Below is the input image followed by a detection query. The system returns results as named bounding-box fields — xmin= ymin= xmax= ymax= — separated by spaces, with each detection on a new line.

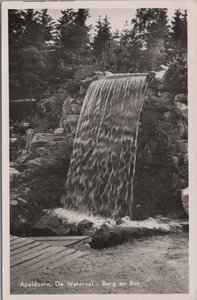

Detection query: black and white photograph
xmin=1 ymin=1 xmax=197 ymax=298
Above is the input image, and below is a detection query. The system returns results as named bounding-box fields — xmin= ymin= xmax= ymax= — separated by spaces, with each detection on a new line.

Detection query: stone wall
xmin=10 ymin=131 xmax=72 ymax=234
xmin=133 ymin=87 xmax=188 ymax=219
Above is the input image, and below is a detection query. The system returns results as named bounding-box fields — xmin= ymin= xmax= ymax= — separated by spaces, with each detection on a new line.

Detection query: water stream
xmin=62 ymin=74 xmax=147 ymax=218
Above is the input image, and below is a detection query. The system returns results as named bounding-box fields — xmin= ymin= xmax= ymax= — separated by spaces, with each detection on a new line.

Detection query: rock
xmin=10 ymin=167 xmax=21 ymax=185
xmin=172 ymin=156 xmax=179 ymax=169
xmin=116 ymin=216 xmax=131 ymax=225
xmin=176 ymin=140 xmax=188 ymax=154
xmin=157 ymin=65 xmax=169 ymax=71
xmin=147 ymin=71 xmax=156 ymax=83
xmin=180 ymin=221 xmax=189 ymax=232
xmin=59 ymin=96 xmax=82 ymax=138
xmin=155 ymin=70 xmax=167 ymax=82
xmin=16 ymin=149 xmax=32 ymax=166
xmin=10 ymin=138 xmax=18 ymax=147
xmin=26 ymin=157 xmax=64 ymax=173
xmin=145 ymin=88 xmax=157 ymax=97
xmin=33 ymin=214 xmax=78 ymax=236
xmin=49 ymin=128 xmax=54 ymax=134
xmin=104 ymin=71 xmax=114 ymax=76
xmin=181 ymin=188 xmax=189 ymax=216
xmin=54 ymin=128 xmax=64 ymax=134
xmin=174 ymin=102 xmax=188 ymax=122
xmin=177 ymin=120 xmax=187 ymax=138
xmin=158 ymin=91 xmax=173 ymax=99
xmin=162 ymin=111 xmax=175 ymax=121
xmin=11 ymin=133 xmax=19 ymax=138
xmin=28 ymin=133 xmax=72 ymax=162
xmin=31 ymin=133 xmax=58 ymax=147
xmin=79 ymin=86 xmax=86 ymax=96
xmin=71 ymin=103 xmax=81 ymax=114
xmin=77 ymin=219 xmax=94 ymax=234
xmin=178 ymin=179 xmax=188 ymax=189
xmin=94 ymin=71 xmax=104 ymax=76
xmin=174 ymin=94 xmax=187 ymax=104
xmin=81 ymin=77 xmax=93 ymax=87
xmin=35 ymin=141 xmax=71 ymax=159
xmin=10 ymin=161 xmax=16 ymax=168
xmin=172 ymin=173 xmax=180 ymax=189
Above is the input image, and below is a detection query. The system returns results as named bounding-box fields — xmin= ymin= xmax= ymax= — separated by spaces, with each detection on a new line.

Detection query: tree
xmin=56 ymin=9 xmax=90 ymax=51
xmin=9 ymin=10 xmax=26 ymax=99
xmin=164 ymin=10 xmax=187 ymax=94
xmin=49 ymin=9 xmax=92 ymax=87
xmin=9 ymin=9 xmax=55 ymax=100
xmin=18 ymin=46 xmax=48 ymax=99
xmin=131 ymin=9 xmax=170 ymax=70
xmin=170 ymin=10 xmax=187 ymax=54
xmin=93 ymin=15 xmax=112 ymax=59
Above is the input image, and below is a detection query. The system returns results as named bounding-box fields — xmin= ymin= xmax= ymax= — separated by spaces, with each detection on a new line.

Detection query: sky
xmin=48 ymin=8 xmax=176 ymax=36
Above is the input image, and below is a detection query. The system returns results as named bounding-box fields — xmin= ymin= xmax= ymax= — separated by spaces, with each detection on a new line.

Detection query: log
xmin=90 ymin=220 xmax=183 ymax=249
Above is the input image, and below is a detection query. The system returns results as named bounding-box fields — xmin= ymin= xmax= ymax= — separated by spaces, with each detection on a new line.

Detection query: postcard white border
xmin=2 ymin=1 xmax=197 ymax=300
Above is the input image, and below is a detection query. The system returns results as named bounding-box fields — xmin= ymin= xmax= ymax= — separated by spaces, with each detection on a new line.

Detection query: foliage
xmin=170 ymin=10 xmax=187 ymax=55
xmin=9 ymin=9 xmax=55 ymax=100
xmin=93 ymin=15 xmax=112 ymax=58
xmin=9 ymin=7 xmax=188 ymax=121
xmin=164 ymin=54 xmax=187 ymax=94
xmin=35 ymin=86 xmax=69 ymax=128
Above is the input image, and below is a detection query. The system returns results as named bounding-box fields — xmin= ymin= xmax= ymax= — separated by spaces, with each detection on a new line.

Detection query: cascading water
xmin=62 ymin=74 xmax=147 ymax=218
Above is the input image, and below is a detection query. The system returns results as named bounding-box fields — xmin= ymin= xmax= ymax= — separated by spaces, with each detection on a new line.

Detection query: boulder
xmin=16 ymin=149 xmax=32 ymax=166
xmin=157 ymin=91 xmax=173 ymax=105
xmin=54 ymin=128 xmax=64 ymax=135
xmin=116 ymin=216 xmax=131 ymax=225
xmin=177 ymin=120 xmax=187 ymax=139
xmin=10 ymin=167 xmax=21 ymax=185
xmin=174 ymin=102 xmax=188 ymax=122
xmin=157 ymin=65 xmax=169 ymax=71
xmin=59 ymin=97 xmax=82 ymax=139
xmin=81 ymin=77 xmax=93 ymax=88
xmin=176 ymin=140 xmax=188 ymax=154
xmin=31 ymin=133 xmax=61 ymax=148
xmin=104 ymin=71 xmax=114 ymax=76
xmin=77 ymin=219 xmax=94 ymax=234
xmin=155 ymin=70 xmax=167 ymax=82
xmin=33 ymin=214 xmax=78 ymax=236
xmin=26 ymin=157 xmax=64 ymax=173
xmin=94 ymin=71 xmax=104 ymax=76
xmin=174 ymin=94 xmax=187 ymax=104
xmin=10 ymin=138 xmax=18 ymax=147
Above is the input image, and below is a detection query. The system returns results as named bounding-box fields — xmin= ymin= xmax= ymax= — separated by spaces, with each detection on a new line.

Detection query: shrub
xmin=164 ymin=54 xmax=187 ymax=94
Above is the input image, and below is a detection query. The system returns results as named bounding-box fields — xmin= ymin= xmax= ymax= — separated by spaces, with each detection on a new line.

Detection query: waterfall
xmin=62 ymin=74 xmax=147 ymax=218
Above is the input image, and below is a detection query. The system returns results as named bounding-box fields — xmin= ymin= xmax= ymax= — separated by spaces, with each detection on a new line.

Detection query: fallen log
xmin=90 ymin=219 xmax=183 ymax=249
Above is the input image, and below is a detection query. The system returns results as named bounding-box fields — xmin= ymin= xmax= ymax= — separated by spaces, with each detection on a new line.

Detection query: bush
xmin=164 ymin=54 xmax=187 ymax=94
xmin=34 ymin=86 xmax=69 ymax=129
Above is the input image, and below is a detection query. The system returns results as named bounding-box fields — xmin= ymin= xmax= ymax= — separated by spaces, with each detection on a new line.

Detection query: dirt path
xmin=11 ymin=232 xmax=189 ymax=294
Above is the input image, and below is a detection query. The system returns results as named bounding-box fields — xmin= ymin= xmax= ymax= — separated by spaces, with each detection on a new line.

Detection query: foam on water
xmin=62 ymin=74 xmax=147 ymax=218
